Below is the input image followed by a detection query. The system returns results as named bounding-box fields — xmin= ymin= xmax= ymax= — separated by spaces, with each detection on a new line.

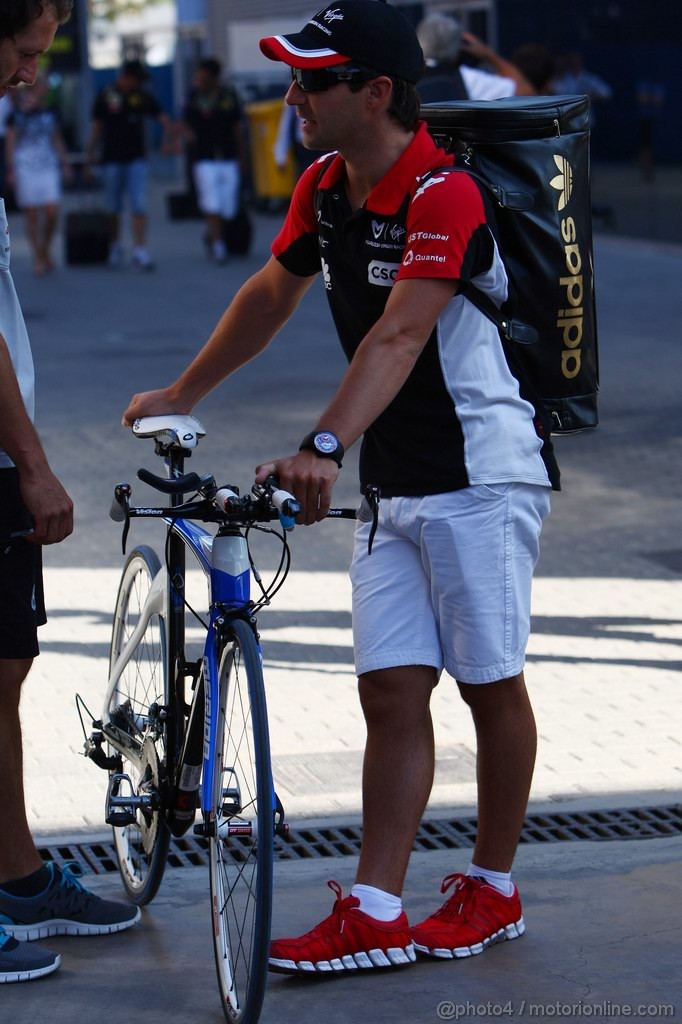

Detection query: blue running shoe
xmin=0 ymin=862 xmax=141 ymax=941
xmin=0 ymin=926 xmax=60 ymax=983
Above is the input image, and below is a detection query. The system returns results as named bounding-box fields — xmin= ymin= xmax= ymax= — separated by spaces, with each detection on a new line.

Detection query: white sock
xmin=467 ymin=863 xmax=514 ymax=897
xmin=351 ymin=883 xmax=403 ymax=921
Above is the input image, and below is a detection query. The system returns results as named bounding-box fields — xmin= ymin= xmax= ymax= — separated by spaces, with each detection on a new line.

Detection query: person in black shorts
xmin=0 ymin=0 xmax=140 ymax=985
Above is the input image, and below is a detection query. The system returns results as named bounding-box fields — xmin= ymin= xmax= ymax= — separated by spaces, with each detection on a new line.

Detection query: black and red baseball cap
xmin=260 ymin=1 xmax=424 ymax=83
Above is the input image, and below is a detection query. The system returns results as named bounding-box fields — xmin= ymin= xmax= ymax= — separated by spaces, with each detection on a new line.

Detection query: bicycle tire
xmin=209 ymin=616 xmax=274 ymax=1024
xmin=108 ymin=545 xmax=172 ymax=905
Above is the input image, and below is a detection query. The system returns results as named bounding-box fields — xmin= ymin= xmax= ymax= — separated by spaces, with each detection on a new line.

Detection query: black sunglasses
xmin=290 ymin=65 xmax=377 ymax=93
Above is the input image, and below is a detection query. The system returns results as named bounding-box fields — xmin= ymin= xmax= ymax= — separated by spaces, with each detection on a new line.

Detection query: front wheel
xmin=209 ymin=617 xmax=274 ymax=1024
xmin=108 ymin=545 xmax=171 ymax=905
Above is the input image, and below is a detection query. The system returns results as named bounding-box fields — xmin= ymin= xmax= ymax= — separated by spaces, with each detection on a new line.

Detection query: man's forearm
xmin=313 ymin=330 xmax=421 ymax=449
xmin=310 ymin=277 xmax=457 ymax=449
xmin=170 ymin=262 xmax=310 ymax=409
xmin=0 ymin=335 xmax=49 ymax=474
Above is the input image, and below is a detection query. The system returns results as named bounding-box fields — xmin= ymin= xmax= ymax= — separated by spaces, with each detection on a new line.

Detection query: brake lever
xmin=357 ymin=484 xmax=380 ymax=555
xmin=110 ymin=483 xmax=132 ymax=555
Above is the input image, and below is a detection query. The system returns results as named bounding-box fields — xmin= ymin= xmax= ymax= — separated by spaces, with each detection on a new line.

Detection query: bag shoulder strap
xmin=417 ymin=166 xmax=538 ymax=345
xmin=312 ymin=152 xmax=337 ymax=217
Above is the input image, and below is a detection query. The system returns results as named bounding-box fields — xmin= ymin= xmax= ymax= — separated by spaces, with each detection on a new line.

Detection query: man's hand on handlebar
xmin=255 ymin=452 xmax=339 ymax=526
xmin=122 ymin=388 xmax=189 ymax=427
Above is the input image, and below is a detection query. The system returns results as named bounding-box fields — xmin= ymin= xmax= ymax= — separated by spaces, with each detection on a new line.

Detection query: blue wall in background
xmin=497 ymin=0 xmax=681 ymax=163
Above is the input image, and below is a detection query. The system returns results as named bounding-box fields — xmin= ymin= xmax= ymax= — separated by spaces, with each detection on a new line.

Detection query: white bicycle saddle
xmin=132 ymin=415 xmax=206 ymax=451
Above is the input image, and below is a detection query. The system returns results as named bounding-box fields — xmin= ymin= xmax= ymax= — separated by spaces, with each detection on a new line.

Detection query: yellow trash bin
xmin=246 ymin=99 xmax=297 ymax=203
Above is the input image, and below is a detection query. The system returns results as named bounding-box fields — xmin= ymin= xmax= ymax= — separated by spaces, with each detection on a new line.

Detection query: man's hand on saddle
xmin=255 ymin=452 xmax=339 ymax=526
xmin=122 ymin=388 xmax=188 ymax=427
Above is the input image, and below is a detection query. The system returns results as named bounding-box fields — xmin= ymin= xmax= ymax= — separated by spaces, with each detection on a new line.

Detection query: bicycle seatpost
xmin=166 ymin=447 xmax=188 ymax=764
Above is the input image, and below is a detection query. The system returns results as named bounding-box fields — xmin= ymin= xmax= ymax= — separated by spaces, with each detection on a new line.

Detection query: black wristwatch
xmin=299 ymin=430 xmax=344 ymax=468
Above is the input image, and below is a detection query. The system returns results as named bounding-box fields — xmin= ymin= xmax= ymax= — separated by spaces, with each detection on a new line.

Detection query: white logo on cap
xmin=324 ymin=8 xmax=344 ymax=22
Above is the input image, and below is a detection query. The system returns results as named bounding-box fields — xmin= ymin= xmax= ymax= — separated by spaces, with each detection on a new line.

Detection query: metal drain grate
xmin=38 ymin=804 xmax=682 ymax=876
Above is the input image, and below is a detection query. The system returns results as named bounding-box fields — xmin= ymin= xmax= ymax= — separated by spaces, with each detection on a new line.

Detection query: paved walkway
xmin=23 ymin=569 xmax=682 ymax=833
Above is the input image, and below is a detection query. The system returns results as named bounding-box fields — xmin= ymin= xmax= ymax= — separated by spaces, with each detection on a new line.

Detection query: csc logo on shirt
xmin=368 ymin=261 xmax=400 ymax=287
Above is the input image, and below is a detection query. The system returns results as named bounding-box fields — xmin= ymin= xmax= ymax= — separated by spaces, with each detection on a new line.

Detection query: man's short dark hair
xmin=348 ymin=72 xmax=420 ymax=132
xmin=198 ymin=57 xmax=222 ymax=80
xmin=0 ymin=0 xmax=73 ymax=41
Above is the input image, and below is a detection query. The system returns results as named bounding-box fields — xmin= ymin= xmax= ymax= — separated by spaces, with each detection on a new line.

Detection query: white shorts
xmin=350 ymin=483 xmax=551 ymax=684
xmin=192 ymin=160 xmax=240 ymax=219
xmin=14 ymin=167 xmax=60 ymax=208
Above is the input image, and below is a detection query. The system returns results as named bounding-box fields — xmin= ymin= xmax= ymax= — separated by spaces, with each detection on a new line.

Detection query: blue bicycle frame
xmin=167 ymin=515 xmax=272 ymax=821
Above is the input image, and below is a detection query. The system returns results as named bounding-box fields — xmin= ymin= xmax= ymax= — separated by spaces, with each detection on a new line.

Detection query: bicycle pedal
xmin=106 ymin=810 xmax=137 ymax=827
xmin=106 ymin=771 xmax=155 ymax=828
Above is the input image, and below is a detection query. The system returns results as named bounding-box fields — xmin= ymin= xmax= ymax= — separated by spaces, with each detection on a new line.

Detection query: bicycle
xmin=77 ymin=414 xmax=378 ymax=1024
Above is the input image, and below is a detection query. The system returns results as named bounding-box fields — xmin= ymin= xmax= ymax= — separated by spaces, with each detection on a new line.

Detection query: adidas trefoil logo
xmin=550 ymin=154 xmax=573 ymax=211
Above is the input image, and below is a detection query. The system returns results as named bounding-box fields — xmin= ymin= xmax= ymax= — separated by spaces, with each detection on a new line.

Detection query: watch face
xmin=314 ymin=432 xmax=338 ymax=455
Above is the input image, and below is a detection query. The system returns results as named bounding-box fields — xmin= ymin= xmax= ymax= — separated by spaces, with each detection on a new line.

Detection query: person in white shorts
xmin=181 ymin=57 xmax=245 ymax=264
xmin=5 ymin=72 xmax=72 ymax=275
xmin=122 ymin=0 xmax=560 ymax=980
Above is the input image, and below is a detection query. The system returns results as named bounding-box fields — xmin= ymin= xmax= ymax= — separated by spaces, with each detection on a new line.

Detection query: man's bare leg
xmin=355 ymin=665 xmax=437 ymax=895
xmin=458 ymin=672 xmax=537 ymax=872
xmin=0 ymin=658 xmax=42 ymax=883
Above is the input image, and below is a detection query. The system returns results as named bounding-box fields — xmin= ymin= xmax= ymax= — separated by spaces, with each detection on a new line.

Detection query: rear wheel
xmin=209 ymin=617 xmax=274 ymax=1023
xmin=108 ymin=545 xmax=171 ymax=905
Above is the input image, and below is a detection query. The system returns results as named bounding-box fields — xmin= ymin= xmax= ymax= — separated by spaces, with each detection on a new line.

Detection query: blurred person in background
xmin=551 ymin=51 xmax=612 ymax=127
xmin=85 ymin=59 xmax=172 ymax=271
xmin=5 ymin=72 xmax=73 ymax=275
xmin=416 ymin=11 xmax=534 ymax=103
xmin=636 ymin=77 xmax=666 ymax=181
xmin=510 ymin=43 xmax=556 ymax=96
xmin=274 ymin=99 xmax=320 ymax=179
xmin=180 ymin=57 xmax=246 ymax=265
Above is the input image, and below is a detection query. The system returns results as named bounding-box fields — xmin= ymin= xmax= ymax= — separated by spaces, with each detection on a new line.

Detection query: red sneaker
xmin=411 ymin=873 xmax=525 ymax=959
xmin=269 ymin=881 xmax=416 ymax=975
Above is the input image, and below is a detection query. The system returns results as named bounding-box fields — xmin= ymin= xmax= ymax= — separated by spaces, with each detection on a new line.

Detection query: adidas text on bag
xmin=423 ymin=95 xmax=599 ymax=434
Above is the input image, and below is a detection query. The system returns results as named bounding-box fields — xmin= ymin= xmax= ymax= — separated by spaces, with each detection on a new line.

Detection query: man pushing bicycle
xmin=123 ymin=0 xmax=559 ymax=975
